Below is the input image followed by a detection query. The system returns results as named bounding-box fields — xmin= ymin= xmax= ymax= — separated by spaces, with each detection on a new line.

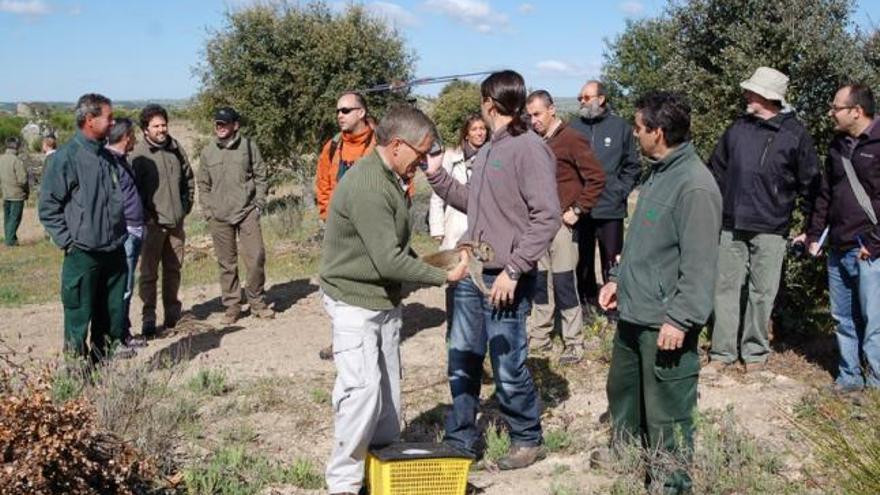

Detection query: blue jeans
xmin=828 ymin=248 xmax=880 ymax=389
xmin=123 ymin=232 xmax=143 ymax=334
xmin=445 ymin=272 xmax=542 ymax=455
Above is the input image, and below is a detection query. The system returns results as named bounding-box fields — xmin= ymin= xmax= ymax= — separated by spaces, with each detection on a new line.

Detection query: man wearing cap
xmin=0 ymin=137 xmax=29 ymax=246
xmin=707 ymin=67 xmax=819 ymax=372
xmin=197 ymin=107 xmax=274 ymax=325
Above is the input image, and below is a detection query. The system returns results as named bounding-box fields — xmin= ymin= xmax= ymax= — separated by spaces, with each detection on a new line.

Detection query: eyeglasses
xmin=336 ymin=107 xmax=362 ymax=115
xmin=397 ymin=138 xmax=431 ymax=159
xmin=829 ymin=104 xmax=855 ymax=112
xmin=577 ymin=94 xmax=600 ymax=103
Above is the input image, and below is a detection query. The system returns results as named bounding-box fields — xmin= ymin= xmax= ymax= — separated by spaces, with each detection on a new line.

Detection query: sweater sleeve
xmin=508 ymin=143 xmax=562 ymax=273
xmin=38 ymin=153 xmax=73 ymax=249
xmin=571 ymin=133 xmax=606 ymax=211
xmin=806 ymin=154 xmax=831 ymax=243
xmin=665 ymin=188 xmax=722 ymax=332
xmin=427 ymin=164 xmax=469 ymax=212
xmin=177 ymin=144 xmax=195 ymax=215
xmin=347 ymin=189 xmax=447 ymax=286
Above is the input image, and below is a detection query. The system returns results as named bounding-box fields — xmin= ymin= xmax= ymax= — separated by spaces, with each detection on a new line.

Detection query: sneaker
xmin=559 ymin=345 xmax=584 ymax=365
xmin=222 ymin=308 xmax=241 ymax=326
xmin=496 ymin=445 xmax=546 ymax=470
xmin=318 ymin=344 xmax=333 ymax=361
xmin=529 ymin=339 xmax=553 ymax=354
xmin=124 ymin=335 xmax=148 ymax=348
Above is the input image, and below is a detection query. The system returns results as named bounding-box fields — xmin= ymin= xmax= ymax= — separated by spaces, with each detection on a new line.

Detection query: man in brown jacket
xmin=526 ymin=90 xmax=606 ymax=363
xmin=198 ymin=107 xmax=274 ymax=325
xmin=131 ymin=104 xmax=195 ymax=337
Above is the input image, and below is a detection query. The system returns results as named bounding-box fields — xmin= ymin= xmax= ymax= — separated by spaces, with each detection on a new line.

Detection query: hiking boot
xmin=703 ymin=359 xmax=738 ymax=374
xmin=559 ymin=345 xmax=584 ymax=365
xmin=110 ymin=344 xmax=136 ymax=360
xmin=743 ymin=361 xmax=768 ymax=374
xmin=142 ymin=321 xmax=159 ymax=339
xmin=251 ymin=304 xmax=275 ymax=319
xmin=496 ymin=445 xmax=546 ymax=470
xmin=319 ymin=344 xmax=333 ymax=361
xmin=222 ymin=308 xmax=241 ymax=326
xmin=529 ymin=338 xmax=553 ymax=355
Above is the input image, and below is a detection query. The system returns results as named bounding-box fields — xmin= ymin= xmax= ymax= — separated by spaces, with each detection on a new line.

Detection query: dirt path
xmin=0 ymin=270 xmax=820 ymax=494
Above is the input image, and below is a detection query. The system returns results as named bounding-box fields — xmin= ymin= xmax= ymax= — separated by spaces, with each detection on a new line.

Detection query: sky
xmin=1 ymin=0 xmax=878 ymax=102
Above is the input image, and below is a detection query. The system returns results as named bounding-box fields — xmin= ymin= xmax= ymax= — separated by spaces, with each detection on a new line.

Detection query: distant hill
xmin=0 ymin=98 xmax=194 ymax=113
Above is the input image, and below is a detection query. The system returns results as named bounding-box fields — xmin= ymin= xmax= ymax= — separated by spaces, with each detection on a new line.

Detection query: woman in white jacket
xmin=428 ymin=113 xmax=488 ymax=249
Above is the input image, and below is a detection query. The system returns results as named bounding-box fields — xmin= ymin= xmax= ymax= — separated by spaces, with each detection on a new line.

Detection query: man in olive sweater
xmin=319 ymin=106 xmax=468 ymax=495
xmin=0 ymin=137 xmax=28 ymax=246
xmin=599 ymin=92 xmax=721 ymax=494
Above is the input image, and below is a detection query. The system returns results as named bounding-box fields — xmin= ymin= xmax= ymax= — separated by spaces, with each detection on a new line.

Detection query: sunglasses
xmin=336 ymin=107 xmax=362 ymax=115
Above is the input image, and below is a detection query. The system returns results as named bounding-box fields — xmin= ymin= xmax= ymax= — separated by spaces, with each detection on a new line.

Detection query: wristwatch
xmin=570 ymin=205 xmax=584 ymax=217
xmin=504 ymin=264 xmax=521 ymax=281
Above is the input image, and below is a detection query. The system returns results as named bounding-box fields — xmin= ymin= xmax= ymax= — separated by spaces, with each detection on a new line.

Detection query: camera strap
xmin=841 ymin=155 xmax=878 ymax=226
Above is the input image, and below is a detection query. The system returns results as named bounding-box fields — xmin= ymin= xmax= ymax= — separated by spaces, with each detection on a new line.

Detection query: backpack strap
xmin=842 ymin=154 xmax=878 ymax=225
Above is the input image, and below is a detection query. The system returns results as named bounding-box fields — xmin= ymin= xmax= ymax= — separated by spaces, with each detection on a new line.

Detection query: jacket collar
xmin=74 ymin=130 xmax=103 ymax=153
xmin=216 ymin=133 xmax=241 ymax=149
xmin=144 ymin=135 xmax=177 ymax=152
xmin=647 ymin=141 xmax=695 ymax=173
xmin=578 ymin=107 xmax=611 ymax=125
xmin=489 ymin=125 xmax=511 ymax=144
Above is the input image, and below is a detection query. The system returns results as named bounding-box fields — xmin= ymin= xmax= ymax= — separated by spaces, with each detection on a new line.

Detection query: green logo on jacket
xmin=489 ymin=159 xmax=503 ymax=169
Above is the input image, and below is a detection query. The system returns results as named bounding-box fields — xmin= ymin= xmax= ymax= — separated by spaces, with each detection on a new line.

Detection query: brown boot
xmin=496 ymin=445 xmax=546 ymax=470
xmin=222 ymin=307 xmax=240 ymax=326
xmin=318 ymin=344 xmax=333 ymax=361
xmin=251 ymin=303 xmax=275 ymax=320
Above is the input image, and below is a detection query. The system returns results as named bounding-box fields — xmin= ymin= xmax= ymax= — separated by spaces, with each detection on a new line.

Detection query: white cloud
xmin=517 ymin=3 xmax=534 ymax=13
xmin=0 ymin=0 xmax=50 ymax=15
xmin=366 ymin=1 xmax=419 ymax=27
xmin=618 ymin=1 xmax=644 ymax=16
xmin=535 ymin=59 xmax=601 ymax=78
xmin=423 ymin=0 xmax=508 ymax=33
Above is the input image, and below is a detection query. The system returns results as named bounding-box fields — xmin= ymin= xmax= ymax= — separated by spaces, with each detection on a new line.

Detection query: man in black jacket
xmin=707 ymin=67 xmax=819 ymax=372
xmin=807 ymin=84 xmax=880 ymax=392
xmin=570 ymin=80 xmax=641 ymax=316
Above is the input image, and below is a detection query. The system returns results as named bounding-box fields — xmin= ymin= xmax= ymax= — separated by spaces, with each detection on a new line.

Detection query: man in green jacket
xmin=0 ymin=137 xmax=29 ymax=246
xmin=39 ymin=93 xmax=133 ymax=362
xmin=599 ymin=92 xmax=721 ymax=494
xmin=197 ymin=107 xmax=274 ymax=324
xmin=131 ymin=104 xmax=195 ymax=337
xmin=320 ymin=106 xmax=468 ymax=495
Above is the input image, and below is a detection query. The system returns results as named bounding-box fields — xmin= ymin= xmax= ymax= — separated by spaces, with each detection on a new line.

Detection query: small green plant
xmin=544 ymin=428 xmax=573 ymax=453
xmin=50 ymin=364 xmax=87 ymax=403
xmin=188 ymin=368 xmax=230 ymax=396
xmin=183 ymin=445 xmax=324 ymax=494
xmin=310 ymin=387 xmax=330 ymax=405
xmin=484 ymin=422 xmax=511 ymax=463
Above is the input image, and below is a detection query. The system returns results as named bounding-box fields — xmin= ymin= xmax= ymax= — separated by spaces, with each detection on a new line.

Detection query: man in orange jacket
xmin=315 ymin=92 xmax=376 ymax=221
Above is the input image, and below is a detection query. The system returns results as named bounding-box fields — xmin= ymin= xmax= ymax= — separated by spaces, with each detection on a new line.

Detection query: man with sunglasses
xmin=569 ymin=80 xmax=641 ymax=320
xmin=197 ymin=107 xmax=274 ymax=325
xmin=319 ymin=105 xmax=469 ymax=495
xmin=315 ymin=92 xmax=376 ymax=222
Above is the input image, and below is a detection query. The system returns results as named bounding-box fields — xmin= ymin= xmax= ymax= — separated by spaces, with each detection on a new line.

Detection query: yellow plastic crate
xmin=366 ymin=442 xmax=473 ymax=495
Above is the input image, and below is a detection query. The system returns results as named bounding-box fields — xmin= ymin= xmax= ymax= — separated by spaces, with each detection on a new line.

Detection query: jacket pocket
xmin=654 ymin=347 xmax=700 ymax=382
xmin=62 ymin=274 xmax=83 ymax=310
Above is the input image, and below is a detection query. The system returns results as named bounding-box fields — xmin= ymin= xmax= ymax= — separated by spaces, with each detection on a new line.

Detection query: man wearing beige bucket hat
xmin=706 ymin=67 xmax=820 ymax=373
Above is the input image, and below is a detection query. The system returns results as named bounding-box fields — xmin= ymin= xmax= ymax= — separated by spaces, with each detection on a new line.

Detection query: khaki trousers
xmin=530 ymin=225 xmax=583 ymax=347
xmin=139 ymin=222 xmax=185 ymax=324
xmin=209 ymin=208 xmax=267 ymax=309
xmin=321 ymin=294 xmax=402 ymax=494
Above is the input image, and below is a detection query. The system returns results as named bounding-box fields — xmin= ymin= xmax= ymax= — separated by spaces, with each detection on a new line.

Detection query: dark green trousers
xmin=606 ymin=320 xmax=699 ymax=494
xmin=61 ymin=246 xmax=127 ymax=360
xmin=3 ymin=200 xmax=23 ymax=246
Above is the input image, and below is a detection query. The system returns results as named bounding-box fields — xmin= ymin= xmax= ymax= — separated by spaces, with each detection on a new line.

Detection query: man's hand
xmin=446 ymin=249 xmax=469 ymax=283
xmin=562 ymin=209 xmax=579 ymax=227
xmin=657 ymin=323 xmax=685 ymax=351
xmin=791 ymin=233 xmax=807 ymax=245
xmin=489 ymin=271 xmax=518 ymax=307
xmin=858 ymin=245 xmax=872 ymax=261
xmin=808 ymin=241 xmax=821 ymax=257
xmin=424 ymin=149 xmax=445 ymax=176
xmin=598 ymin=282 xmax=618 ymax=311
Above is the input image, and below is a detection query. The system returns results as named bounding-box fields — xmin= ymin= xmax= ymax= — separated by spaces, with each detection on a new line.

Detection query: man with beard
xmin=570 ymin=80 xmax=641 ymax=317
xmin=131 ymin=104 xmax=195 ymax=338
